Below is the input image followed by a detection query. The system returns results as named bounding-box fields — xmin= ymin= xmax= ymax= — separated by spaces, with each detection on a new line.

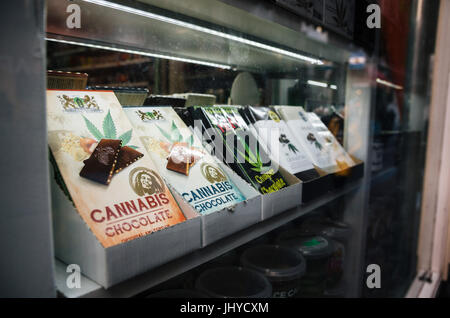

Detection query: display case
xmin=1 ymin=0 xmax=450 ymax=298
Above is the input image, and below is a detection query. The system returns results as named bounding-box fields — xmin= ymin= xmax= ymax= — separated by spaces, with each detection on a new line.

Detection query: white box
xmin=200 ymin=163 xmax=262 ymax=247
xmin=260 ymin=166 xmax=302 ymax=220
xmin=50 ymin=163 xmax=202 ymax=289
xmin=171 ymin=93 xmax=216 ymax=107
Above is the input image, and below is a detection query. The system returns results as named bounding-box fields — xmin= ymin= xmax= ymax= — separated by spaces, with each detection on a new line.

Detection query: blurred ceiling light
xmin=307 ymin=80 xmax=328 ymax=88
xmin=349 ymin=51 xmax=367 ymax=70
xmin=81 ymin=0 xmax=324 ymax=65
xmin=376 ymin=78 xmax=403 ymax=90
xmin=45 ymin=37 xmax=232 ymax=69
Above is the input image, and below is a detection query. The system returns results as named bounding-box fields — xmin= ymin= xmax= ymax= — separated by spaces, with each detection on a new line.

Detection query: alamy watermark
xmin=65 ymin=2 xmax=381 ymax=31
xmin=66 ymin=264 xmax=81 ymax=289
xmin=366 ymin=264 xmax=381 ymax=289
xmin=191 ymin=119 xmax=279 ymax=171
xmin=367 ymin=4 xmax=381 ymax=29
xmin=66 ymin=1 xmax=81 ymax=29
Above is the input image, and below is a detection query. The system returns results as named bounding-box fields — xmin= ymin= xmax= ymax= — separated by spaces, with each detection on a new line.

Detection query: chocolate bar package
xmin=274 ymin=106 xmax=339 ymax=173
xmin=173 ymin=107 xmax=194 ymax=129
xmin=87 ymin=86 xmax=149 ymax=106
xmin=47 ymin=70 xmax=88 ymax=90
xmin=144 ymin=95 xmax=186 ymax=107
xmin=123 ymin=106 xmax=246 ymax=215
xmin=245 ymin=106 xmax=319 ymax=179
xmin=47 ymin=90 xmax=187 ymax=248
xmin=237 ymin=106 xmax=269 ymax=155
xmin=171 ymin=93 xmax=216 ymax=107
xmin=192 ymin=106 xmax=289 ymax=195
xmin=306 ymin=112 xmax=355 ymax=169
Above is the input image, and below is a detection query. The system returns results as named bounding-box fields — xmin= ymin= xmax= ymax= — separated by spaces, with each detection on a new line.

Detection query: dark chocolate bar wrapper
xmin=47 ymin=70 xmax=88 ymax=90
xmin=247 ymin=106 xmax=320 ymax=180
xmin=143 ymin=95 xmax=186 ymax=108
xmin=238 ymin=105 xmax=257 ymax=126
xmin=87 ymin=86 xmax=149 ymax=107
xmin=80 ymin=139 xmax=122 ymax=185
xmin=173 ymin=107 xmax=194 ymax=129
xmin=192 ymin=106 xmax=289 ymax=195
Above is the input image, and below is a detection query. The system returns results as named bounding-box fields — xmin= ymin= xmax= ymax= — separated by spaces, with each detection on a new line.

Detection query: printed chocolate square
xmin=114 ymin=146 xmax=144 ymax=174
xmin=166 ymin=142 xmax=190 ymax=176
xmin=80 ymin=139 xmax=122 ymax=185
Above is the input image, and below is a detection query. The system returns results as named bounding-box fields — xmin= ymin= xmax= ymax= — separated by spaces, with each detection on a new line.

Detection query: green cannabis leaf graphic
xmin=236 ymin=135 xmax=270 ymax=174
xmin=288 ymin=144 xmax=299 ymax=154
xmin=307 ymin=133 xmax=322 ymax=151
xmin=83 ymin=115 xmax=104 ymax=140
xmin=102 ymin=111 xmax=117 ymax=139
xmin=83 ymin=112 xmax=135 ymax=148
xmin=171 ymin=121 xmax=182 ymax=142
xmin=157 ymin=121 xmax=195 ymax=146
xmin=119 ymin=129 xmax=132 ymax=146
xmin=315 ymin=141 xmax=323 ymax=151
xmin=186 ymin=134 xmax=194 ymax=147
xmin=156 ymin=124 xmax=172 ymax=142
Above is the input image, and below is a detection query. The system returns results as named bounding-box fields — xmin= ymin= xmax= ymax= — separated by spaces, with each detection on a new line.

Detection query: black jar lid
xmin=240 ymin=245 xmax=306 ymax=282
xmin=276 ymin=230 xmax=334 ymax=260
xmin=195 ymin=266 xmax=272 ymax=298
xmin=299 ymin=218 xmax=351 ymax=241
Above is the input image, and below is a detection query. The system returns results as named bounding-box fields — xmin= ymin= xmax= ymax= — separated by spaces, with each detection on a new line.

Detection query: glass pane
xmin=45 ymin=0 xmax=440 ymax=297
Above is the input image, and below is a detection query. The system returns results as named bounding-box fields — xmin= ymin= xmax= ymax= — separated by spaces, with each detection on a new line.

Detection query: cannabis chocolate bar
xmin=47 ymin=70 xmax=88 ymax=90
xmin=245 ymin=106 xmax=318 ymax=179
xmin=274 ymin=106 xmax=339 ymax=172
xmin=192 ymin=106 xmax=289 ymax=195
xmin=173 ymin=107 xmax=194 ymax=129
xmin=87 ymin=86 xmax=149 ymax=107
xmin=306 ymin=112 xmax=355 ymax=169
xmin=47 ymin=90 xmax=187 ymax=248
xmin=123 ymin=106 xmax=246 ymax=215
xmin=143 ymin=95 xmax=186 ymax=107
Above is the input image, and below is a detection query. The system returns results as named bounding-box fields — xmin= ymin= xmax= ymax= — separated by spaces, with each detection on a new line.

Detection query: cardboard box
xmin=172 ymin=93 xmax=216 ymax=107
xmin=300 ymin=157 xmax=364 ymax=204
xmin=143 ymin=95 xmax=186 ymax=107
xmin=331 ymin=156 xmax=365 ymax=189
xmin=47 ymin=70 xmax=88 ymax=90
xmin=50 ymin=163 xmax=201 ymax=289
xmin=261 ymin=166 xmax=302 ymax=220
xmin=87 ymin=86 xmax=149 ymax=106
xmin=299 ymin=169 xmax=334 ymax=204
xmin=200 ymin=163 xmax=262 ymax=246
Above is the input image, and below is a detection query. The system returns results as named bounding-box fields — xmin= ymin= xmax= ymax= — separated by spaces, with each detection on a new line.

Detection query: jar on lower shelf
xmin=276 ymin=230 xmax=334 ymax=297
xmin=240 ymin=245 xmax=306 ymax=298
xmin=194 ymin=267 xmax=272 ymax=298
